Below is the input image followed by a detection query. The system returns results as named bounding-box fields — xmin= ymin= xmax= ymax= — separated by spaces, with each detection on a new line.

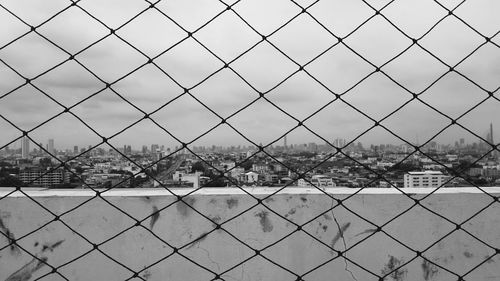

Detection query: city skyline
xmin=6 ymin=122 xmax=497 ymax=153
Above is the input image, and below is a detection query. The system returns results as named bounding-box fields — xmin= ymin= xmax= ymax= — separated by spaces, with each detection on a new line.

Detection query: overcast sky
xmin=0 ymin=0 xmax=499 ymax=150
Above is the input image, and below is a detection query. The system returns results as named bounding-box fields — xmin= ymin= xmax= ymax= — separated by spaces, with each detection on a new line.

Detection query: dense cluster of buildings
xmin=0 ymin=127 xmax=498 ymax=189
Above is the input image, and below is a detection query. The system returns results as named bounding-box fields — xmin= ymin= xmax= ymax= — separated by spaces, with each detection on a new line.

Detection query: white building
xmin=404 ymin=171 xmax=447 ymax=188
xmin=171 ymin=171 xmax=202 ymax=188
xmin=245 ymin=171 xmax=260 ymax=183
xmin=298 ymin=175 xmax=336 ymax=188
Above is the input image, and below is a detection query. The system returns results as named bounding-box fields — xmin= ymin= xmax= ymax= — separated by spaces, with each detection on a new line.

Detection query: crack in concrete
xmin=197 ymin=244 xmax=221 ymax=274
xmin=330 ymin=198 xmax=359 ymax=281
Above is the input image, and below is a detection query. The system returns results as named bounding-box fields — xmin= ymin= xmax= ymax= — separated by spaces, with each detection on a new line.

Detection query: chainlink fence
xmin=0 ymin=0 xmax=500 ymax=280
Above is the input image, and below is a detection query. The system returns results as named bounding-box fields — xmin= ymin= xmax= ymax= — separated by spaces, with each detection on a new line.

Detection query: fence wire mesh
xmin=0 ymin=0 xmax=499 ymax=280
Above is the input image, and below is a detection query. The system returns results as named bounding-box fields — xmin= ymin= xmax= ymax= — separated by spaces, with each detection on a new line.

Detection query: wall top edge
xmin=1 ymin=187 xmax=500 ymax=198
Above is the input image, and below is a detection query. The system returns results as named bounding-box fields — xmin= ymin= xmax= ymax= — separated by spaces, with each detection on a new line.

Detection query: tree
xmin=191 ymin=162 xmax=206 ymax=173
xmin=0 ymin=175 xmax=24 ymax=187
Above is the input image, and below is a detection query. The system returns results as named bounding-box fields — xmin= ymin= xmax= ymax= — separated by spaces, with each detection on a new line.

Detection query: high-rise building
xmin=48 ymin=139 xmax=55 ymax=155
xmin=151 ymin=144 xmax=159 ymax=153
xmin=283 ymin=134 xmax=287 ymax=149
xmin=489 ymin=123 xmax=494 ymax=145
xmin=73 ymin=146 xmax=79 ymax=155
xmin=21 ymin=136 xmax=30 ymax=159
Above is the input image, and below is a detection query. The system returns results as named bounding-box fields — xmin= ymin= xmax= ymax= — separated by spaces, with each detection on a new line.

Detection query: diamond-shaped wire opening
xmin=419 ymin=72 xmax=489 ymax=120
xmin=221 ymin=254 xmax=298 ymax=281
xmin=382 ymin=44 xmax=449 ymax=94
xmin=78 ymin=0 xmax=149 ymax=30
xmin=100 ymin=225 xmax=173 ymax=272
xmin=112 ymin=63 xmax=184 ymax=114
xmin=0 ymin=62 xmax=26 ymax=96
xmin=0 ymin=7 xmax=30 ymax=48
xmin=342 ymin=72 xmax=412 ymax=121
xmin=382 ymin=0 xmax=447 ymax=39
xmin=0 ymin=117 xmax=21 ymax=150
xmin=383 ymin=202 xmax=456 ymax=250
xmin=139 ymin=251 xmax=215 ymax=280
xmin=347 ymin=230 xmax=416 ymax=276
xmin=156 ymin=0 xmax=227 ymax=33
xmin=462 ymin=200 xmax=500 ymax=249
xmin=419 ymin=15 xmax=485 ymax=66
xmin=381 ymin=99 xmax=451 ymax=146
xmin=154 ymin=37 xmax=224 ymax=89
xmin=226 ymin=97 xmax=298 ymax=146
xmin=455 ymin=43 xmax=500 ymax=92
xmin=57 ymin=248 xmax=134 ymax=280
xmin=28 ymin=113 xmax=102 ymax=156
xmin=0 ymin=32 xmax=68 ymax=79
xmin=232 ymin=0 xmax=300 ymax=36
xmin=424 ymin=229 xmax=495 ymax=277
xmin=107 ymin=118 xmax=180 ymax=155
xmin=223 ymin=203 xmax=295 ymax=250
xmin=304 ymin=99 xmax=374 ymax=146
xmin=189 ymin=69 xmax=258 ymax=120
xmin=70 ymin=88 xmax=145 ymax=138
xmin=148 ymin=93 xmax=222 ymax=143
xmin=305 ymin=43 xmax=374 ymax=94
xmin=182 ymin=228 xmax=255 ymax=274
xmin=230 ymin=41 xmax=299 ymax=92
xmin=36 ymin=6 xmax=110 ymax=55
xmin=0 ymin=0 xmax=69 ymax=27
xmin=304 ymin=257 xmax=378 ymax=281
xmin=454 ymin=98 xmax=499 ymax=145
xmin=307 ymin=0 xmax=374 ymax=38
xmin=269 ymin=14 xmax=338 ymax=65
xmin=0 ymin=84 xmax=63 ymax=132
xmin=116 ymin=9 xmax=187 ymax=59
xmin=344 ymin=15 xmax=411 ymax=66
xmin=454 ymin=0 xmax=500 ymax=37
xmin=265 ymin=71 xmax=335 ymax=121
xmin=32 ymin=60 xmax=106 ymax=107
xmin=76 ymin=35 xmax=146 ymax=83
xmin=463 ymin=253 xmax=500 ymax=281
xmin=194 ymin=10 xmax=262 ymax=63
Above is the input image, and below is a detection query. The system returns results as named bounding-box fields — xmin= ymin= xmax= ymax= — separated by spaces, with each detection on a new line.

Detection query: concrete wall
xmin=1 ymin=187 xmax=500 ymax=281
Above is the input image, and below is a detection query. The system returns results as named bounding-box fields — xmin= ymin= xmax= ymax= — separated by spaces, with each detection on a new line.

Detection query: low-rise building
xmin=19 ymin=167 xmax=70 ymax=188
xmin=298 ymin=175 xmax=336 ymax=188
xmin=404 ymin=171 xmax=447 ymax=188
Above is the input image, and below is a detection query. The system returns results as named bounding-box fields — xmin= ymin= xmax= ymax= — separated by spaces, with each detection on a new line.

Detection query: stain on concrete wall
xmin=421 ymin=259 xmax=439 ymax=281
xmin=463 ymin=251 xmax=473 ymax=258
xmin=226 ymin=198 xmax=238 ymax=209
xmin=149 ymin=206 xmax=160 ymax=230
xmin=255 ymin=211 xmax=273 ymax=233
xmin=5 ymin=256 xmax=48 ymax=281
xmin=5 ymin=240 xmax=64 ymax=281
xmin=176 ymin=197 xmax=196 ymax=217
xmin=186 ymin=232 xmax=210 ymax=250
xmin=0 ymin=215 xmax=20 ymax=255
xmin=381 ymin=255 xmax=407 ymax=281
xmin=331 ymin=222 xmax=351 ymax=249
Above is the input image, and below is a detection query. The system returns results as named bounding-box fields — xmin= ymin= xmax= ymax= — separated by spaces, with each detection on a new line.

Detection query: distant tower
xmin=284 ymin=134 xmax=287 ymax=149
xmin=48 ymin=139 xmax=55 ymax=155
xmin=21 ymin=136 xmax=30 ymax=158
xmin=490 ymin=123 xmax=494 ymax=145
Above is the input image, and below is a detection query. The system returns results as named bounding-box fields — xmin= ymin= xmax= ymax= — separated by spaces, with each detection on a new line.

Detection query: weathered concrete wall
xmin=1 ymin=187 xmax=500 ymax=281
